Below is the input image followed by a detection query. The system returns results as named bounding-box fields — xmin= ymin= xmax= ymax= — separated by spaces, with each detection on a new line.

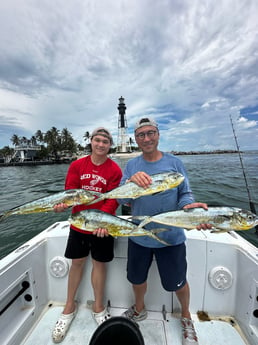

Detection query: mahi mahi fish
xmin=68 ymin=209 xmax=170 ymax=245
xmin=133 ymin=207 xmax=258 ymax=233
xmin=88 ymin=172 xmax=185 ymax=205
xmin=0 ymin=189 xmax=97 ymax=221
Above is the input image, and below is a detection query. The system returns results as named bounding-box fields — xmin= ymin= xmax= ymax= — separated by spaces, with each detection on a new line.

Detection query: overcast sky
xmin=0 ymin=0 xmax=257 ymax=152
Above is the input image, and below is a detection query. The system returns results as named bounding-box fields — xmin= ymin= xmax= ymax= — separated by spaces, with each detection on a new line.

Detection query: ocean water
xmin=0 ymin=152 xmax=257 ymax=259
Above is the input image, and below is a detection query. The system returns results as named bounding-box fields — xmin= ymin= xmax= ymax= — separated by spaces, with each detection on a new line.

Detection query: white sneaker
xmin=122 ymin=305 xmax=147 ymax=322
xmin=181 ymin=318 xmax=199 ymax=345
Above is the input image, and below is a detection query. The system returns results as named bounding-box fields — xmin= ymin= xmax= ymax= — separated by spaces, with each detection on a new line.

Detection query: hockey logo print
xmin=81 ymin=173 xmax=107 ymax=192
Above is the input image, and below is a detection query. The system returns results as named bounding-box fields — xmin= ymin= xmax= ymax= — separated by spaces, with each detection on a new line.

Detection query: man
xmin=119 ymin=118 xmax=211 ymax=345
xmin=52 ymin=127 xmax=122 ymax=343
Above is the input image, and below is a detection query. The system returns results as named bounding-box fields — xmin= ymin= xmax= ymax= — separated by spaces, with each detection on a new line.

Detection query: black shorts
xmin=65 ymin=228 xmax=114 ymax=262
xmin=126 ymin=239 xmax=187 ymax=291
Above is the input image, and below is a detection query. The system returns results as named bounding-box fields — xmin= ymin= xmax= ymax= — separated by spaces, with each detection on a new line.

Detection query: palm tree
xmin=35 ymin=130 xmax=44 ymax=144
xmin=11 ymin=134 xmax=20 ymax=147
xmin=61 ymin=128 xmax=77 ymax=154
xmin=0 ymin=146 xmax=14 ymax=158
xmin=21 ymin=136 xmax=28 ymax=145
xmin=30 ymin=136 xmax=37 ymax=146
xmin=44 ymin=127 xmax=61 ymax=159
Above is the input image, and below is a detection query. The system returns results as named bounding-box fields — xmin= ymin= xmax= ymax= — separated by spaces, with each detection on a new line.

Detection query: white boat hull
xmin=0 ymin=219 xmax=257 ymax=345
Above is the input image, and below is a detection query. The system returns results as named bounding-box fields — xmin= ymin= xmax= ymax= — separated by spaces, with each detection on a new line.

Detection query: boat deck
xmin=1 ymin=221 xmax=257 ymax=345
xmin=22 ymin=303 xmax=247 ymax=345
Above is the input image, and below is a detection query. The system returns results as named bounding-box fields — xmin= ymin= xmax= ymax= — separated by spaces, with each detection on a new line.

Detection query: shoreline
xmin=0 ymin=150 xmax=243 ymax=167
xmin=111 ymin=150 xmax=241 ymax=158
xmin=172 ymin=149 xmax=241 ymax=155
xmin=0 ymin=160 xmax=72 ymax=167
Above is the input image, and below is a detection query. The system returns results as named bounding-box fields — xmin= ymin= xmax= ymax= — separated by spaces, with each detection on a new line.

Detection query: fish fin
xmin=130 ymin=191 xmax=163 ymax=199
xmin=210 ymin=228 xmax=227 ymax=234
xmin=150 ymin=191 xmax=163 ymax=196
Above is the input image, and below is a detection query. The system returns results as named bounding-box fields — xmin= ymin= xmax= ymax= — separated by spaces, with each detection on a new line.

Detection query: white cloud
xmin=0 ymin=0 xmax=257 ymax=151
xmin=238 ymin=116 xmax=257 ymax=129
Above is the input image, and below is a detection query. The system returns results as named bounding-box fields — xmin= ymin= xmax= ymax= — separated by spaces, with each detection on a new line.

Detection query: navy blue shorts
xmin=127 ymin=239 xmax=187 ymax=291
xmin=65 ymin=228 xmax=114 ymax=262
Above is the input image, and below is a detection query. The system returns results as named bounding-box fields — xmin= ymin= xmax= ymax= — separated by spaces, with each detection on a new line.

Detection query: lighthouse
xmin=117 ymin=96 xmax=128 ymax=153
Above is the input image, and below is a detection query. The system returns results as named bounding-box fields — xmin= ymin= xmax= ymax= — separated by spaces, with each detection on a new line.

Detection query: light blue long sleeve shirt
xmin=119 ymin=152 xmax=195 ymax=248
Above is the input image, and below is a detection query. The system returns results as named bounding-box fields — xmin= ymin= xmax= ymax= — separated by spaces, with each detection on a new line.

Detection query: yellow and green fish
xmin=132 ymin=207 xmax=258 ymax=233
xmin=68 ymin=209 xmax=169 ymax=245
xmin=88 ymin=172 xmax=185 ymax=205
xmin=0 ymin=189 xmax=97 ymax=222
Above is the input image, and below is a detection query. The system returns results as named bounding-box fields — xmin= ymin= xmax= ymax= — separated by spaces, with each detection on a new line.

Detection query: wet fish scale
xmin=88 ymin=172 xmax=185 ymax=204
xmin=69 ymin=209 xmax=170 ymax=245
xmin=134 ymin=207 xmax=258 ymax=232
xmin=0 ymin=189 xmax=97 ymax=221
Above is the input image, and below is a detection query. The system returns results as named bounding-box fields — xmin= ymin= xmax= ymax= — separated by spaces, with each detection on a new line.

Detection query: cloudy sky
xmin=0 ymin=0 xmax=257 ymax=152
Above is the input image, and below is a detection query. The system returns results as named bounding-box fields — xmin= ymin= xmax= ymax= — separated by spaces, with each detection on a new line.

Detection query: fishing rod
xmin=229 ymin=114 xmax=258 ymax=234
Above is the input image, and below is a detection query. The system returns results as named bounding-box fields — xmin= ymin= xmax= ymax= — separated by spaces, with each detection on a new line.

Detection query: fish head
xmin=69 ymin=212 xmax=89 ymax=230
xmin=78 ymin=189 xmax=96 ymax=204
xmin=64 ymin=189 xmax=96 ymax=206
xmin=165 ymin=172 xmax=185 ymax=188
xmin=233 ymin=209 xmax=258 ymax=230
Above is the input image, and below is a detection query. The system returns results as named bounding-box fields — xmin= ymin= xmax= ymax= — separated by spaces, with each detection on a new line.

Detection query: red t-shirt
xmin=65 ymin=155 xmax=122 ymax=233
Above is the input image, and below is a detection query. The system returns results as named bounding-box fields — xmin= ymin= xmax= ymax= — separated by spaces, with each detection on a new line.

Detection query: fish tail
xmin=151 ymin=228 xmax=167 ymax=234
xmin=87 ymin=194 xmax=105 ymax=205
xmin=0 ymin=212 xmax=8 ymax=222
xmin=148 ymin=229 xmax=171 ymax=245
xmin=91 ymin=191 xmax=102 ymax=198
xmin=131 ymin=216 xmax=152 ymax=228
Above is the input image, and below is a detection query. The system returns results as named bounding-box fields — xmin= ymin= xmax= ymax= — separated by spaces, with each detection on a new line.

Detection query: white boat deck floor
xmin=22 ymin=303 xmax=248 ymax=345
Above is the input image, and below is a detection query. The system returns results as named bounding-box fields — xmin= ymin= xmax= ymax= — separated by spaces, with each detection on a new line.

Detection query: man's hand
xmin=183 ymin=203 xmax=212 ymax=230
xmin=129 ymin=171 xmax=152 ymax=188
xmin=53 ymin=203 xmax=69 ymax=213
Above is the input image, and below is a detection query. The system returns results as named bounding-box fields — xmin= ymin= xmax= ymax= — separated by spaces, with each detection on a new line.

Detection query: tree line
xmin=0 ymin=127 xmax=93 ymax=160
